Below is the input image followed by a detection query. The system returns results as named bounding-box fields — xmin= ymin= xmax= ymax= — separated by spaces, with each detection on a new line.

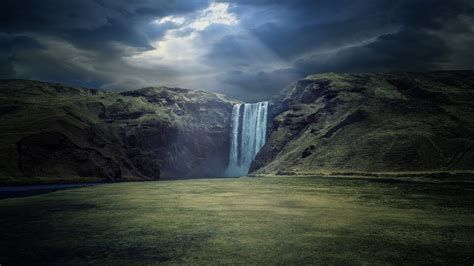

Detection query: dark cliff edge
xmin=0 ymin=80 xmax=240 ymax=185
xmin=2 ymin=71 xmax=474 ymax=185
xmin=250 ymin=71 xmax=474 ymax=177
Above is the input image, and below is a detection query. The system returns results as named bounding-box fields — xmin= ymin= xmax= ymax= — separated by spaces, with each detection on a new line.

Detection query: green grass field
xmin=1 ymin=176 xmax=473 ymax=265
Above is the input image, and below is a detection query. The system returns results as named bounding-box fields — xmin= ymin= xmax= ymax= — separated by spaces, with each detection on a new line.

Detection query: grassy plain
xmin=1 ymin=176 xmax=473 ymax=264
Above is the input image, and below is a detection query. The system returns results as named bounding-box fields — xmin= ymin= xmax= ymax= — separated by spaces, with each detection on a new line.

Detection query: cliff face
xmin=0 ymin=80 xmax=239 ymax=184
xmin=2 ymin=71 xmax=473 ymax=184
xmin=119 ymin=87 xmax=240 ymax=178
xmin=251 ymin=71 xmax=474 ymax=175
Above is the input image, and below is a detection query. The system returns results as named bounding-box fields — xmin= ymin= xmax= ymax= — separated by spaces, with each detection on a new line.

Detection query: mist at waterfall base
xmin=225 ymin=102 xmax=269 ymax=177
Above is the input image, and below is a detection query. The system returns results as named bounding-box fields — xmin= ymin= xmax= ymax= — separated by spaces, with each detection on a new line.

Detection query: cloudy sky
xmin=1 ymin=0 xmax=473 ymax=101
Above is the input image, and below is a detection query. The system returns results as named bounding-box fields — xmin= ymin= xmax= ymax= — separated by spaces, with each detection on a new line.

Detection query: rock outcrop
xmin=251 ymin=71 xmax=474 ymax=175
xmin=0 ymin=80 xmax=239 ymax=184
xmin=2 ymin=71 xmax=473 ymax=184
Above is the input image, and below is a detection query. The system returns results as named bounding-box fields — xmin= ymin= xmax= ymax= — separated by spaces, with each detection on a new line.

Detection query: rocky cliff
xmin=2 ymin=71 xmax=473 ymax=184
xmin=251 ymin=71 xmax=474 ymax=175
xmin=0 ymin=80 xmax=239 ymax=184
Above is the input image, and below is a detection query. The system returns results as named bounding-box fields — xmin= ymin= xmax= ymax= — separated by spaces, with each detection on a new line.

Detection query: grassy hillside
xmin=2 ymin=71 xmax=473 ymax=184
xmin=252 ymin=71 xmax=474 ymax=175
xmin=1 ymin=176 xmax=473 ymax=264
xmin=0 ymin=80 xmax=239 ymax=184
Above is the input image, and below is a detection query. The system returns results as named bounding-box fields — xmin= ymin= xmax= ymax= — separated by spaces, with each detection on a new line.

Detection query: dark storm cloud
xmin=207 ymin=0 xmax=474 ymax=100
xmin=294 ymin=29 xmax=452 ymax=74
xmin=0 ymin=0 xmax=211 ymax=54
xmin=0 ymin=33 xmax=44 ymax=78
xmin=0 ymin=0 xmax=211 ymax=33
xmin=224 ymin=0 xmax=473 ymax=62
xmin=0 ymin=0 xmax=473 ymax=101
xmin=0 ymin=0 xmax=211 ymax=87
xmin=225 ymin=0 xmax=399 ymax=58
xmin=219 ymin=69 xmax=300 ymax=101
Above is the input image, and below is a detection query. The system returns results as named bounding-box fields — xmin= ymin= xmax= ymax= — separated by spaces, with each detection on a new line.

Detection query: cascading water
xmin=226 ymin=101 xmax=268 ymax=176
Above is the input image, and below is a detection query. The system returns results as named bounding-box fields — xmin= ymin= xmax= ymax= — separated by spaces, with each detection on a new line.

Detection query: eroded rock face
xmin=251 ymin=71 xmax=474 ymax=174
xmin=17 ymin=132 xmax=122 ymax=180
xmin=118 ymin=87 xmax=239 ymax=178
xmin=0 ymin=80 xmax=239 ymax=184
xmin=2 ymin=71 xmax=473 ymax=184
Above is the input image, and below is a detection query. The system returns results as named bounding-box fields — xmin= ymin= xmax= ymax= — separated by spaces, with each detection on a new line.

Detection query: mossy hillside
xmin=252 ymin=71 xmax=474 ymax=175
xmin=2 ymin=71 xmax=473 ymax=183
xmin=0 ymin=80 xmax=239 ymax=184
xmin=120 ymin=86 xmax=241 ymax=178
xmin=121 ymin=86 xmax=239 ymax=127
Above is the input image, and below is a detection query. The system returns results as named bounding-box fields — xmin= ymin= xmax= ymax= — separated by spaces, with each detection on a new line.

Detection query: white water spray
xmin=226 ymin=101 xmax=268 ymax=176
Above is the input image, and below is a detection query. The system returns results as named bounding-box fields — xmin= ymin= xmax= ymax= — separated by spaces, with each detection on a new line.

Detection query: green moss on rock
xmin=0 ymin=80 xmax=240 ymax=184
xmin=251 ymin=71 xmax=474 ymax=175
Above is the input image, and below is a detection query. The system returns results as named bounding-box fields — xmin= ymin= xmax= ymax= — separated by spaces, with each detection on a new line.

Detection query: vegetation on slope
xmin=2 ymin=71 xmax=473 ymax=184
xmin=252 ymin=71 xmax=474 ymax=175
xmin=0 ymin=80 xmax=239 ymax=184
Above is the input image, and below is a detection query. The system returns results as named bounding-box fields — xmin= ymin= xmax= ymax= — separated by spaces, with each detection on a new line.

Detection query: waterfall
xmin=228 ymin=104 xmax=241 ymax=171
xmin=226 ymin=101 xmax=268 ymax=176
